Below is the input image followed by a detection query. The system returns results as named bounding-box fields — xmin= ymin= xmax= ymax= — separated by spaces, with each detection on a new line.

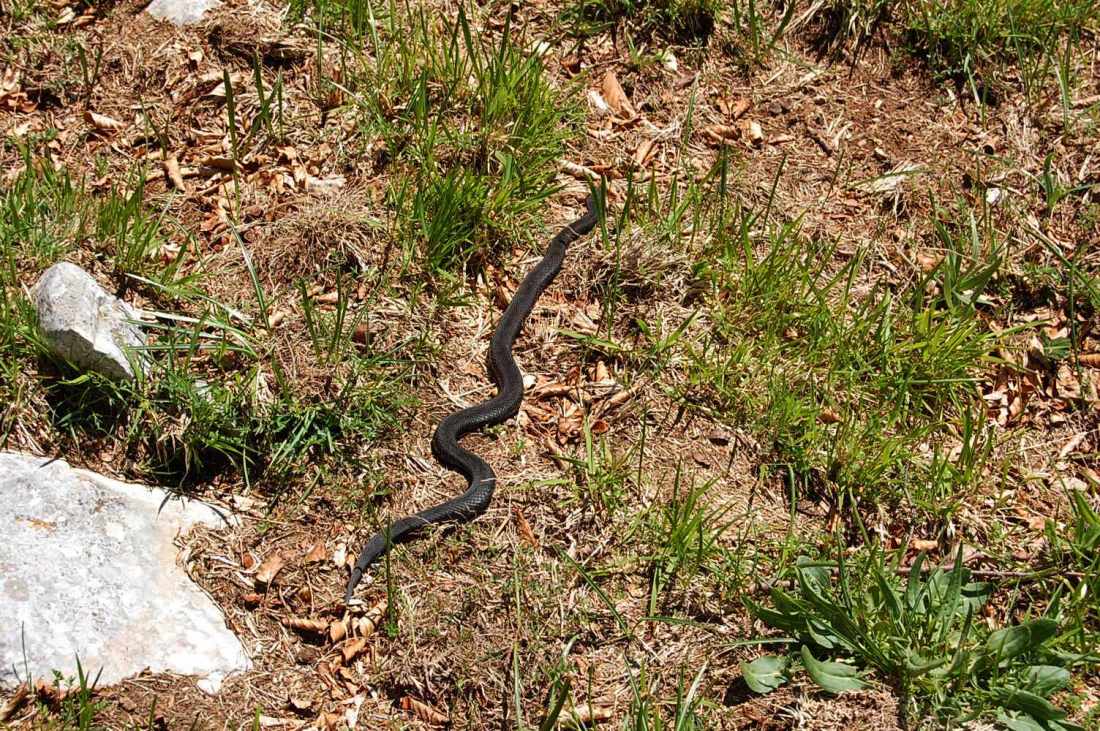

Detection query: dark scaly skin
xmin=346 ymin=196 xmax=599 ymax=602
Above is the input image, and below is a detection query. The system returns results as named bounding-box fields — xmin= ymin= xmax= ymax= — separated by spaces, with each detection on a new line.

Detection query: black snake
xmin=346 ymin=195 xmax=599 ymax=601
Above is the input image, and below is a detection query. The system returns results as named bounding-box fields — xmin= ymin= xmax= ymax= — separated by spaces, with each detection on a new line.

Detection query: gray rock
xmin=0 ymin=453 xmax=250 ymax=693
xmin=33 ymin=263 xmax=146 ymax=380
xmin=145 ymin=0 xmax=220 ymax=25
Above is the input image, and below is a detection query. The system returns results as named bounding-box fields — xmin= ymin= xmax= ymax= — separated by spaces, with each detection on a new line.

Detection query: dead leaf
xmin=163 ymin=153 xmax=186 ymax=191
xmin=818 ymin=409 xmax=841 ymax=424
xmin=1076 ymin=467 xmax=1100 ymax=490
xmin=1080 ymin=353 xmax=1100 ymax=368
xmin=569 ymin=703 xmax=614 ymax=726
xmin=594 ymin=361 xmax=611 ymax=382
xmin=601 ymin=70 xmax=636 ymax=120
xmin=633 ymin=138 xmax=656 ymax=168
xmin=916 ymin=252 xmax=943 ymax=272
xmin=910 ymin=539 xmax=938 ymax=552
xmin=533 ymin=382 xmax=572 ymax=400
xmin=341 ymin=637 xmax=368 ymax=663
xmin=587 ymin=89 xmax=611 ymax=116
xmin=570 ymin=307 xmax=599 ymax=335
xmin=1056 ymin=363 xmax=1082 ymax=400
xmin=560 ymin=55 xmax=581 ymax=75
xmin=255 ymin=553 xmax=286 ymax=586
xmin=0 ymin=67 xmax=20 ymax=96
xmin=729 ymin=97 xmax=751 ymax=120
xmin=601 ymin=386 xmax=635 ymax=412
xmin=0 ymin=684 xmax=29 ymax=721
xmin=201 ymin=156 xmax=236 ymax=173
xmin=316 ymin=711 xmax=343 ymax=730
xmin=83 ymin=110 xmax=125 ymax=132
xmin=702 ymin=124 xmax=739 ymax=145
xmin=514 ymin=508 xmax=539 ymax=548
xmin=329 ymin=619 xmax=347 ymax=643
xmin=356 ymin=599 xmax=387 ymax=639
xmin=303 ymin=541 xmax=327 ymax=563
xmin=743 ymin=119 xmax=764 ymax=146
xmin=282 ymin=616 xmax=328 ymax=634
xmin=401 ymin=696 xmax=448 ymax=726
xmin=1059 ymin=432 xmax=1087 ymax=459
xmin=33 ymin=680 xmax=66 ymax=710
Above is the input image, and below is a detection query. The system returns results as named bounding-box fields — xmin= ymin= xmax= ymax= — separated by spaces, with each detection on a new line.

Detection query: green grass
xmin=677 ymin=182 xmax=1002 ymax=530
xmin=812 ymin=0 xmax=1099 ymax=102
xmin=644 ymin=468 xmax=733 ymax=614
xmin=311 ymin=2 xmax=575 ymax=281
xmin=43 ymin=659 xmax=106 ymax=731
xmin=0 ymin=159 xmax=410 ymax=489
xmin=904 ymin=0 xmax=1098 ymax=91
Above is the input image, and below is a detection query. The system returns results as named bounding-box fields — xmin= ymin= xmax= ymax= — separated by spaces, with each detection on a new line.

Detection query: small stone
xmin=145 ymin=0 xmax=220 ymax=25
xmin=32 ymin=263 xmax=146 ymax=380
xmin=0 ymin=453 xmax=249 ymax=693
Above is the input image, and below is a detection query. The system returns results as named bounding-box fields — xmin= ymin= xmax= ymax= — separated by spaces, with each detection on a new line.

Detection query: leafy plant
xmin=742 ymin=548 xmax=1081 ymax=728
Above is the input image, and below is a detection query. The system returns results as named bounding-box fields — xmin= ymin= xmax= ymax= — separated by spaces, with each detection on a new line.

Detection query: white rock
xmin=33 ymin=263 xmax=146 ymax=380
xmin=145 ymin=0 xmax=221 ymax=25
xmin=0 ymin=453 xmax=250 ymax=693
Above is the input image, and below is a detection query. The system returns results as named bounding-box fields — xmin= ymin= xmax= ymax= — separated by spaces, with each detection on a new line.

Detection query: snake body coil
xmin=346 ymin=196 xmax=599 ymax=601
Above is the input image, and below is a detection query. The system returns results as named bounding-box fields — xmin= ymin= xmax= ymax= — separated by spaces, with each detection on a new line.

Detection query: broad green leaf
xmin=943 ymin=604 xmax=976 ymax=679
xmin=904 ymin=652 xmax=948 ymax=676
xmin=960 ymin=582 xmax=994 ymax=613
xmin=799 ymin=646 xmax=865 ymax=694
xmin=795 ymin=559 xmax=832 ymax=595
xmin=992 ymin=686 xmax=1067 ymax=722
xmin=749 ymin=594 xmax=806 ymax=636
xmin=986 ymin=619 xmax=1059 ymax=664
xmin=1051 ymin=721 xmax=1085 ymax=731
xmin=770 ymin=587 xmax=809 ymax=616
xmin=876 ymin=572 xmax=902 ymax=622
xmin=805 ymin=618 xmax=843 ymax=651
xmin=905 ymin=553 xmax=927 ymax=610
xmin=1023 ymin=665 xmax=1070 ymax=698
xmin=741 ymin=655 xmax=789 ymax=694
xmin=996 ymin=710 xmax=1047 ymax=731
